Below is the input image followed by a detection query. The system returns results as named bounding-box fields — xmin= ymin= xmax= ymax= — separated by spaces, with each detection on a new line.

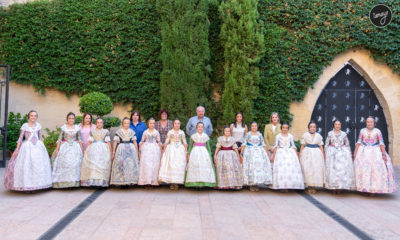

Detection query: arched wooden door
xmin=310 ymin=63 xmax=389 ymax=151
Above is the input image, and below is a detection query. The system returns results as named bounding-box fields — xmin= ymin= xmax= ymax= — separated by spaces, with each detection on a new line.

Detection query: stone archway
xmin=289 ymin=49 xmax=400 ymax=164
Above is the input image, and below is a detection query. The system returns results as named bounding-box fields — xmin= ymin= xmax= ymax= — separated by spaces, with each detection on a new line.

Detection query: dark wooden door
xmin=310 ymin=63 xmax=388 ymax=151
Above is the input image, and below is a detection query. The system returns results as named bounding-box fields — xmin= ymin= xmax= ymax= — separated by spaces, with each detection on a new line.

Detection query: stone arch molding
xmin=289 ymin=49 xmax=400 ymax=164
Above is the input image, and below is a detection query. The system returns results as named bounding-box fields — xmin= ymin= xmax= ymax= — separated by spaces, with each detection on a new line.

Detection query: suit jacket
xmin=263 ymin=123 xmax=281 ymax=151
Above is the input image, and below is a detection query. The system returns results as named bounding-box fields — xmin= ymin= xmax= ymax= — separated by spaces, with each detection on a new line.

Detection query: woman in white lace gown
xmin=110 ymin=118 xmax=140 ymax=186
xmin=271 ymin=123 xmax=304 ymax=190
xmin=214 ymin=126 xmax=242 ymax=189
xmin=4 ymin=110 xmax=52 ymax=191
xmin=324 ymin=120 xmax=355 ymax=193
xmin=52 ymin=112 xmax=84 ymax=188
xmin=241 ymin=122 xmax=272 ymax=192
xmin=158 ymin=119 xmax=188 ymax=190
xmin=138 ymin=118 xmax=162 ymax=187
xmin=80 ymin=118 xmax=112 ymax=187
xmin=185 ymin=122 xmax=216 ymax=188
xmin=299 ymin=121 xmax=325 ymax=193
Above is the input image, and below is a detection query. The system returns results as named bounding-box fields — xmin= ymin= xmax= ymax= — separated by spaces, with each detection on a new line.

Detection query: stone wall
xmin=7 ymin=81 xmax=131 ymax=131
xmin=0 ymin=0 xmax=33 ymax=7
xmin=289 ymin=49 xmax=400 ymax=164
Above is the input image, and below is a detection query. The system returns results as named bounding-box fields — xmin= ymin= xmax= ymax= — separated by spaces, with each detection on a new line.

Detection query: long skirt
xmin=185 ymin=146 xmax=216 ymax=187
xmin=110 ymin=143 xmax=139 ymax=185
xmin=215 ymin=150 xmax=242 ymax=189
xmin=52 ymin=141 xmax=83 ymax=188
xmin=138 ymin=142 xmax=161 ymax=185
xmin=80 ymin=142 xmax=111 ymax=187
xmin=242 ymin=146 xmax=272 ymax=186
xmin=272 ymin=148 xmax=304 ymax=190
xmin=354 ymin=145 xmax=396 ymax=193
xmin=324 ymin=146 xmax=355 ymax=190
xmin=300 ymin=147 xmax=325 ymax=188
xmin=4 ymin=141 xmax=52 ymax=191
xmin=158 ymin=143 xmax=187 ymax=184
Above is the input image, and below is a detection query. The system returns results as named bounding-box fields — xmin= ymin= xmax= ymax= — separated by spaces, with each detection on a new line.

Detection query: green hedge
xmin=0 ymin=0 xmax=161 ymax=119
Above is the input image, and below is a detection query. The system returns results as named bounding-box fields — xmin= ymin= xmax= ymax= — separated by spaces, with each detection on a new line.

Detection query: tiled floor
xmin=1 ymin=168 xmax=399 ymax=240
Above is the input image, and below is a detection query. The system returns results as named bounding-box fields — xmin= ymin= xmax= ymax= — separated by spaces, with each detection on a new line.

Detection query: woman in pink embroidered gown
xmin=353 ymin=116 xmax=396 ymax=195
xmin=4 ymin=110 xmax=52 ymax=191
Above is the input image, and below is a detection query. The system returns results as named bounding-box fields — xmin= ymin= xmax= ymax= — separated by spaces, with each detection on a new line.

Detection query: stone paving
xmin=1 ymin=167 xmax=400 ymax=240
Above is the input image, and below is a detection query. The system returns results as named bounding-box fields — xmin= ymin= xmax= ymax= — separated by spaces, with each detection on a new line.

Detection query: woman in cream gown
xmin=299 ymin=121 xmax=325 ymax=193
xmin=185 ymin=122 xmax=216 ymax=188
xmin=158 ymin=119 xmax=188 ymax=190
xmin=80 ymin=118 xmax=112 ymax=187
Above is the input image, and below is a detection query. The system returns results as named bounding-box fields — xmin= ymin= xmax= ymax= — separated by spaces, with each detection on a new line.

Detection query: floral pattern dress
xmin=52 ymin=124 xmax=83 ymax=188
xmin=80 ymin=128 xmax=112 ymax=187
xmin=110 ymin=128 xmax=139 ymax=185
xmin=185 ymin=133 xmax=216 ymax=187
xmin=138 ymin=129 xmax=162 ymax=185
xmin=242 ymin=132 xmax=272 ymax=186
xmin=215 ymin=136 xmax=242 ymax=189
xmin=158 ymin=129 xmax=187 ymax=184
xmin=4 ymin=123 xmax=52 ymax=191
xmin=354 ymin=128 xmax=396 ymax=193
xmin=272 ymin=133 xmax=304 ymax=190
xmin=324 ymin=130 xmax=355 ymax=190
xmin=300 ymin=132 xmax=325 ymax=188
xmin=79 ymin=124 xmax=95 ymax=150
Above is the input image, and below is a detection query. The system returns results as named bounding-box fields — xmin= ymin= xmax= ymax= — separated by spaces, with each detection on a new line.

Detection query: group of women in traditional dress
xmin=3 ymin=109 xmax=396 ymax=196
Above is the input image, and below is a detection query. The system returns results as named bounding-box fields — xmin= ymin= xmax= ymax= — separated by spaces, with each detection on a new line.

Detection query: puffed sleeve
xmin=260 ymin=133 xmax=266 ymax=147
xmin=17 ymin=129 xmax=25 ymax=143
xmin=113 ymin=132 xmax=120 ymax=143
xmin=140 ymin=131 xmax=147 ymax=143
xmin=38 ymin=129 xmax=44 ymax=141
xmin=343 ymin=133 xmax=350 ymax=149
xmin=300 ymin=133 xmax=306 ymax=145
xmin=131 ymin=129 xmax=137 ymax=141
xmin=156 ymin=131 xmax=161 ymax=144
xmin=77 ymin=129 xmax=82 ymax=142
xmin=356 ymin=129 xmax=363 ymax=144
xmin=104 ymin=130 xmax=111 ymax=142
xmin=88 ymin=131 xmax=94 ymax=142
xmin=324 ymin=133 xmax=331 ymax=148
xmin=290 ymin=135 xmax=296 ymax=149
xmin=232 ymin=140 xmax=238 ymax=149
xmin=318 ymin=134 xmax=324 ymax=146
xmin=243 ymin=133 xmax=249 ymax=145
xmin=164 ymin=131 xmax=171 ymax=145
xmin=181 ymin=131 xmax=187 ymax=145
xmin=377 ymin=129 xmax=385 ymax=146
xmin=216 ymin=137 xmax=222 ymax=149
xmin=57 ymin=129 xmax=63 ymax=143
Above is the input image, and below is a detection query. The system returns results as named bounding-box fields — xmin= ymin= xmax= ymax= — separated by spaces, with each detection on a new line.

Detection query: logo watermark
xmin=369 ymin=4 xmax=392 ymax=27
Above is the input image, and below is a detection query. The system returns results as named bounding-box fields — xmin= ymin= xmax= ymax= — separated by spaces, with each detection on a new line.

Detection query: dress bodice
xmin=191 ymin=132 xmax=210 ymax=143
xmin=165 ymin=129 xmax=186 ymax=145
xmin=301 ymin=132 xmax=323 ymax=145
xmin=325 ymin=130 xmax=350 ymax=149
xmin=58 ymin=125 xmax=81 ymax=145
xmin=141 ymin=129 xmax=161 ymax=144
xmin=216 ymin=136 xmax=237 ymax=149
xmin=89 ymin=128 xmax=110 ymax=142
xmin=114 ymin=128 xmax=136 ymax=142
xmin=244 ymin=132 xmax=265 ymax=147
xmin=274 ymin=133 xmax=296 ymax=148
xmin=17 ymin=123 xmax=43 ymax=145
xmin=357 ymin=128 xmax=384 ymax=146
